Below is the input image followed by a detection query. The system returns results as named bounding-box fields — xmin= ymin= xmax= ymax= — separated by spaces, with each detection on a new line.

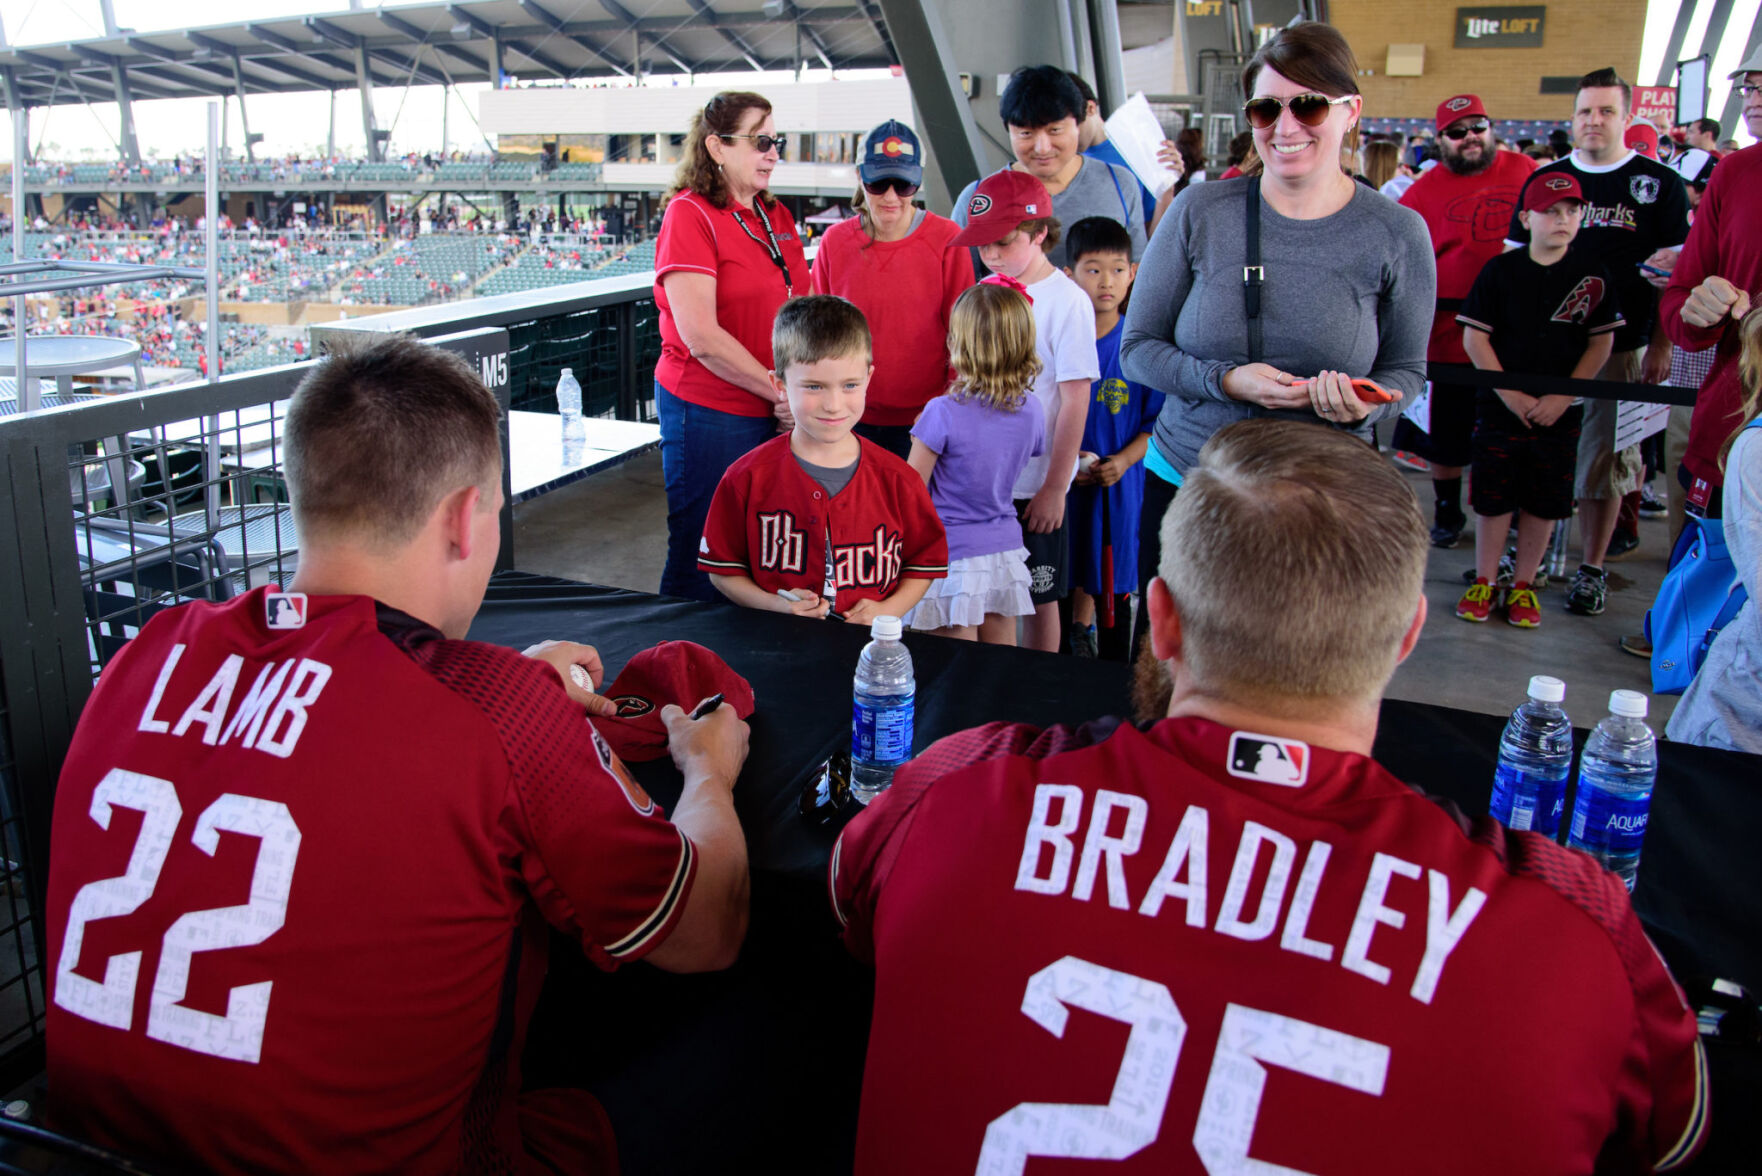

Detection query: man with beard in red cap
xmin=1395 ymin=95 xmax=1537 ymax=549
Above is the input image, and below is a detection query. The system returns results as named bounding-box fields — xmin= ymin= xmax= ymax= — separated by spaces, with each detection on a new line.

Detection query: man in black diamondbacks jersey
xmin=1507 ymin=66 xmax=1689 ymax=617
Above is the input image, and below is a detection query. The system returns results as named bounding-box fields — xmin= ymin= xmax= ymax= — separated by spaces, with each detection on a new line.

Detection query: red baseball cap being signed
xmin=950 ymin=170 xmax=1054 ymax=249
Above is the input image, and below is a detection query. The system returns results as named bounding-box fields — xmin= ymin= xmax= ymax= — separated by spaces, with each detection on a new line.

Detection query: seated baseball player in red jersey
xmin=698 ymin=294 xmax=948 ymax=624
xmin=831 ymin=419 xmax=1707 ymax=1174
xmin=43 ymin=337 xmax=751 ymax=1174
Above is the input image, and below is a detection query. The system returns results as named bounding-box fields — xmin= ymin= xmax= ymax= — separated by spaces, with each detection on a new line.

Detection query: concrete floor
xmin=513 ymin=448 xmax=1679 ymax=727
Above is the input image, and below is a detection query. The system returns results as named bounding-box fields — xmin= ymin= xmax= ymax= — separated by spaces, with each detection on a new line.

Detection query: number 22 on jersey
xmin=54 ymin=767 xmax=302 ymax=1064
xmin=977 ymin=955 xmax=1389 ymax=1176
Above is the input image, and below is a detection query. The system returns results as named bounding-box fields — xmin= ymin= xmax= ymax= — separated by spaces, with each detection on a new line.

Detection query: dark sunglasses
xmin=1242 ymin=92 xmax=1354 ymax=130
xmin=717 ymin=133 xmax=787 ymax=157
xmin=1443 ymin=121 xmax=1492 ymax=141
xmin=862 ymin=178 xmax=920 ymax=197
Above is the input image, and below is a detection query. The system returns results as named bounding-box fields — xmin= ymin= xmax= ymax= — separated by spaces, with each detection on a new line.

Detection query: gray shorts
xmin=1574 ymin=349 xmax=1644 ymax=501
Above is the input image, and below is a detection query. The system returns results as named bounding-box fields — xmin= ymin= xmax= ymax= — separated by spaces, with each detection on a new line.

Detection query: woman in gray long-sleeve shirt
xmin=1121 ymin=22 xmax=1435 ymax=646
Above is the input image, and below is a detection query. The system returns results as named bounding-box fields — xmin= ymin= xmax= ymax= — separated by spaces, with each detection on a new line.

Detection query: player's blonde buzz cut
xmin=1160 ymin=419 xmax=1427 ymax=712
xmin=771 ymin=294 xmax=873 ymax=378
xmin=285 ymin=333 xmax=502 ymax=546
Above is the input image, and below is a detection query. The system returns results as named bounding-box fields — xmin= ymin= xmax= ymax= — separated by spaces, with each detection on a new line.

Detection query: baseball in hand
xmin=1078 ymin=454 xmax=1099 ymax=475
xmin=569 ymin=664 xmax=595 ymax=692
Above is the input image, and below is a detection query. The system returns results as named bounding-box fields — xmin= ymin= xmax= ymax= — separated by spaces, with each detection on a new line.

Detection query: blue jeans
xmin=656 ymin=382 xmax=778 ymax=601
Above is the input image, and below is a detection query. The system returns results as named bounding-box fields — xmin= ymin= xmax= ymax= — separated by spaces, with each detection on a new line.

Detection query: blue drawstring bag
xmin=1645 ymin=419 xmax=1759 ymax=694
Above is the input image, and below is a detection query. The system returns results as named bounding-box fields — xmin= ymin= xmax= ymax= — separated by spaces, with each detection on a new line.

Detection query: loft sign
xmin=1455 ymin=6 xmax=1546 ymax=48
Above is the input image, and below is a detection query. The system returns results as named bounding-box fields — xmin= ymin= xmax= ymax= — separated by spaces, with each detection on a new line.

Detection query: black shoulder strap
xmin=1244 ymin=175 xmax=1263 ymax=363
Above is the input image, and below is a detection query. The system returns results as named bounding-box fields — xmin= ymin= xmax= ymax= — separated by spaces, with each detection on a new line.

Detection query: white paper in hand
xmin=1402 ymin=381 xmax=1433 ymax=434
xmin=1102 ymin=93 xmax=1179 ymax=198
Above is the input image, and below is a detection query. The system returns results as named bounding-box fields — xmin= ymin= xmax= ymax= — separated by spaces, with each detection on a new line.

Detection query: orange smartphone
xmin=1291 ymin=376 xmax=1397 ymax=403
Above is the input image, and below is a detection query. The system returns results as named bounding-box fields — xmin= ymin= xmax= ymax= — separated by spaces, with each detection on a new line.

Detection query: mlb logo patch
xmin=1226 ymin=731 xmax=1310 ymax=787
xmin=265 ymin=592 xmax=308 ymax=630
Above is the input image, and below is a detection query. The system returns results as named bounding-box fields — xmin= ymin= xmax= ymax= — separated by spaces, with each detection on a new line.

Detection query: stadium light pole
xmin=204 ymin=100 xmax=222 ymax=526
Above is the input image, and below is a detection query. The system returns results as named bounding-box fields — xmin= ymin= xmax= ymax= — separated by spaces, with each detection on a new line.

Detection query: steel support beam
xmin=1084 ymin=0 xmax=1126 ymax=119
xmin=519 ymin=0 xmax=632 ymax=77
xmin=248 ymin=56 xmax=337 ymax=92
xmin=356 ymin=45 xmax=383 ymax=162
xmin=231 ymin=53 xmax=255 ymax=162
xmin=872 ymin=0 xmax=985 ymax=199
xmin=685 ymin=0 xmax=766 ymax=71
xmin=601 ymin=0 xmax=698 ymax=74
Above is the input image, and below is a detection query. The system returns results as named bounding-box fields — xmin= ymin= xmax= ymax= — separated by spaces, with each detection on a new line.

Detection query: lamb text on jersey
xmin=137 ymin=644 xmax=333 ymax=758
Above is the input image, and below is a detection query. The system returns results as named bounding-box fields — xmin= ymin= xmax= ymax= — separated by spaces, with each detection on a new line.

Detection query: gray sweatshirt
xmin=953 ymin=156 xmax=1147 ymax=270
xmin=1121 ymin=177 xmax=1436 ymax=473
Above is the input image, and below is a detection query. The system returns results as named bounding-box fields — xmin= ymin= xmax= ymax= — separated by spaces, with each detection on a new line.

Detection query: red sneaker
xmin=1506 ymin=583 xmax=1541 ymax=628
xmin=1456 ymin=579 xmax=1494 ymax=623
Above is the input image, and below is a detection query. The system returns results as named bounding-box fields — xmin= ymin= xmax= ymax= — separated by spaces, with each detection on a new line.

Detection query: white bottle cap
xmin=870 ymin=615 xmax=903 ymax=639
xmin=1609 ymin=689 xmax=1648 ymax=718
xmin=1527 ymin=675 xmax=1565 ymax=703
xmin=560 ymin=367 xmax=573 ymax=377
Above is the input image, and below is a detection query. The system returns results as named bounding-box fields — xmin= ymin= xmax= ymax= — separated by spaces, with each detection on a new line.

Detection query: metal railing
xmin=0 ymin=269 xmax=664 ymax=1089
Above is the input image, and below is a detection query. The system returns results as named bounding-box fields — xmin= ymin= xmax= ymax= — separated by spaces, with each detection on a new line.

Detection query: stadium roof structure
xmin=0 ymin=1 xmax=898 ymax=109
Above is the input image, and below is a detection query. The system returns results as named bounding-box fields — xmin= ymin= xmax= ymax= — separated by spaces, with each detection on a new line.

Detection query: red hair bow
xmin=979 ymin=273 xmax=1033 ymax=304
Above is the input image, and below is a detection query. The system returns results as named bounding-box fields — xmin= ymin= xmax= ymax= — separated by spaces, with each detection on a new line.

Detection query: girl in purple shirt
xmin=904 ymin=282 xmax=1046 ymax=642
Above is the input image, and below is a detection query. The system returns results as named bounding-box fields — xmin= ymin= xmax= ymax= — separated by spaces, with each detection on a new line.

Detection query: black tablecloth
xmin=471 ymin=572 xmax=1762 ymax=1174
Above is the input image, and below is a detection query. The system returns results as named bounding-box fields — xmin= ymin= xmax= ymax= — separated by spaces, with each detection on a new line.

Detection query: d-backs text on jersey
xmin=757 ymin=511 xmax=904 ymax=589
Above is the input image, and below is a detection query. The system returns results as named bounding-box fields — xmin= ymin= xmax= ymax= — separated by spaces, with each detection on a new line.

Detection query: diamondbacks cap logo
xmin=265 ymin=592 xmax=308 ymax=630
xmin=1446 ymin=96 xmax=1473 ymax=111
xmin=612 ymin=695 xmax=655 ymax=718
xmin=1226 ymin=731 xmax=1310 ymax=787
xmin=1544 ymin=175 xmax=1574 ymax=192
xmin=590 ymin=725 xmax=655 ymax=815
xmin=969 ymin=193 xmax=993 ymax=216
xmin=1630 ymin=175 xmax=1661 ymax=204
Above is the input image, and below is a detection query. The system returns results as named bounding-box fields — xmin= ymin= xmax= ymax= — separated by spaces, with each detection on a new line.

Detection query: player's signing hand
xmin=523 ymin=640 xmax=619 ymax=717
xmin=662 ymin=697 xmax=749 ymax=792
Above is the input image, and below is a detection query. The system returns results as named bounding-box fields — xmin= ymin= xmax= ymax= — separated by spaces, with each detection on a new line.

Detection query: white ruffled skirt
xmin=905 ymin=548 xmax=1035 ymax=630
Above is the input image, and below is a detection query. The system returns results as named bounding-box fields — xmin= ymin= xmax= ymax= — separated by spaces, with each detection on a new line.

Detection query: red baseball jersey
xmin=1399 ymin=150 xmax=1536 ymax=363
xmin=46 ymin=588 xmax=696 ymax=1174
xmin=697 ymin=434 xmax=948 ymax=614
xmin=832 ymin=716 xmax=1707 ymax=1175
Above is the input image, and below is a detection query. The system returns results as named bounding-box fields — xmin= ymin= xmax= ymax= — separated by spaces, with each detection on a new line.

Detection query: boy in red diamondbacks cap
xmin=1454 ymin=173 xmax=1625 ymax=629
xmin=950 ymin=171 xmax=1100 ymax=652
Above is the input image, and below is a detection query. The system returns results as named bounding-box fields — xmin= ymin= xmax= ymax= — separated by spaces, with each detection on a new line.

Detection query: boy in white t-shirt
xmin=950 ymin=170 xmax=1100 ymax=652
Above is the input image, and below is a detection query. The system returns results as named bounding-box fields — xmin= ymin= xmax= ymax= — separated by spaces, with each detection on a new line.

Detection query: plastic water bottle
xmin=1567 ymin=690 xmax=1658 ymax=891
xmin=851 ymin=616 xmax=915 ymax=804
xmin=557 ymin=367 xmax=585 ymax=462
xmin=1488 ymin=675 xmax=1572 ymax=838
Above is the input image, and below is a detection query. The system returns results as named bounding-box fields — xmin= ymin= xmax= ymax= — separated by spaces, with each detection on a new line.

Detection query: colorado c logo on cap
xmin=969 ymin=193 xmax=993 ymax=216
xmin=1545 ymin=175 xmax=1573 ymax=191
xmin=882 ymin=137 xmax=910 ymax=157
xmin=1446 ymin=96 xmax=1473 ymax=112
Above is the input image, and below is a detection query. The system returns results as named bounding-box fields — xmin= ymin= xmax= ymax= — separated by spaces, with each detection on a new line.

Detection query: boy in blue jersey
xmin=1062 ymin=217 xmax=1164 ymax=660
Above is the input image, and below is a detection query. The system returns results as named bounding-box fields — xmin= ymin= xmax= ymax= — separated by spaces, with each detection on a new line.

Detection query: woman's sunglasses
xmin=1242 ymin=93 xmax=1355 ymax=130
xmin=863 ymin=178 xmax=920 ymax=197
xmin=717 ymin=133 xmax=787 ymax=157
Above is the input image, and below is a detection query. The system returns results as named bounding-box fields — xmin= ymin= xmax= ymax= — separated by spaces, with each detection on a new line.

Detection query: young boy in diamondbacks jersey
xmin=1456 ymin=173 xmax=1623 ymax=630
xmin=699 ymin=295 xmax=947 ymax=624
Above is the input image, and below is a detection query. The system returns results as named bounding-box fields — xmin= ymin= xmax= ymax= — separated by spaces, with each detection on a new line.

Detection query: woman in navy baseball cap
xmin=807 ymin=121 xmax=975 ymax=458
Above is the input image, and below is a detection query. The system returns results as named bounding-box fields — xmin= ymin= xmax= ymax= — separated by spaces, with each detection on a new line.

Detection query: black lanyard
xmin=730 ymin=203 xmax=793 ymax=295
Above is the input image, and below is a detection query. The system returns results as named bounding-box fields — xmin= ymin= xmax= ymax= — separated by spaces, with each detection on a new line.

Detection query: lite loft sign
xmin=1455 ymin=6 xmax=1546 ymax=48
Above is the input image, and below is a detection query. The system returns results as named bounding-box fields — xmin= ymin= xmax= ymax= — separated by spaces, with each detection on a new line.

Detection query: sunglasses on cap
xmin=717 ymin=133 xmax=787 ymax=157
xmin=862 ymin=177 xmax=920 ymax=197
xmin=1243 ymin=92 xmax=1354 ymax=130
xmin=1443 ymin=121 xmax=1491 ymax=141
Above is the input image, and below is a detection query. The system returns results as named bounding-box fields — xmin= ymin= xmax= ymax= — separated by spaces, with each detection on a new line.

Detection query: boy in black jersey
xmin=1457 ymin=173 xmax=1624 ymax=628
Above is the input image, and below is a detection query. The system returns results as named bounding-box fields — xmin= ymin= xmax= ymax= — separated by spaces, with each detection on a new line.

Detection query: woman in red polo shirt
xmin=808 ymin=121 xmax=975 ymax=458
xmin=654 ymin=90 xmax=808 ymax=601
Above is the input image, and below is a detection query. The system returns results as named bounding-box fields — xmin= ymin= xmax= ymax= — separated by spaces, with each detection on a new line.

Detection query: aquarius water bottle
xmin=851 ymin=616 xmax=915 ymax=804
xmin=1567 ymin=690 xmax=1658 ymax=890
xmin=1488 ymin=675 xmax=1573 ymax=838
xmin=557 ymin=367 xmax=585 ymax=461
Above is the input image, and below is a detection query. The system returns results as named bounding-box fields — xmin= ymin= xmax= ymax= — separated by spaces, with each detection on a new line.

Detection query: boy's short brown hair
xmin=286 ymin=334 xmax=502 ymax=545
xmin=772 ymin=294 xmax=872 ymax=377
xmin=1160 ymin=420 xmax=1427 ymax=712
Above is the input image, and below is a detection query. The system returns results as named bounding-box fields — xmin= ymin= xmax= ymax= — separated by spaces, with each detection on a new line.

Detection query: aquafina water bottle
xmin=1566 ymin=690 xmax=1658 ymax=890
xmin=1489 ymin=675 xmax=1573 ymax=838
xmin=557 ymin=367 xmax=585 ymax=462
xmin=851 ymin=616 xmax=914 ymax=804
